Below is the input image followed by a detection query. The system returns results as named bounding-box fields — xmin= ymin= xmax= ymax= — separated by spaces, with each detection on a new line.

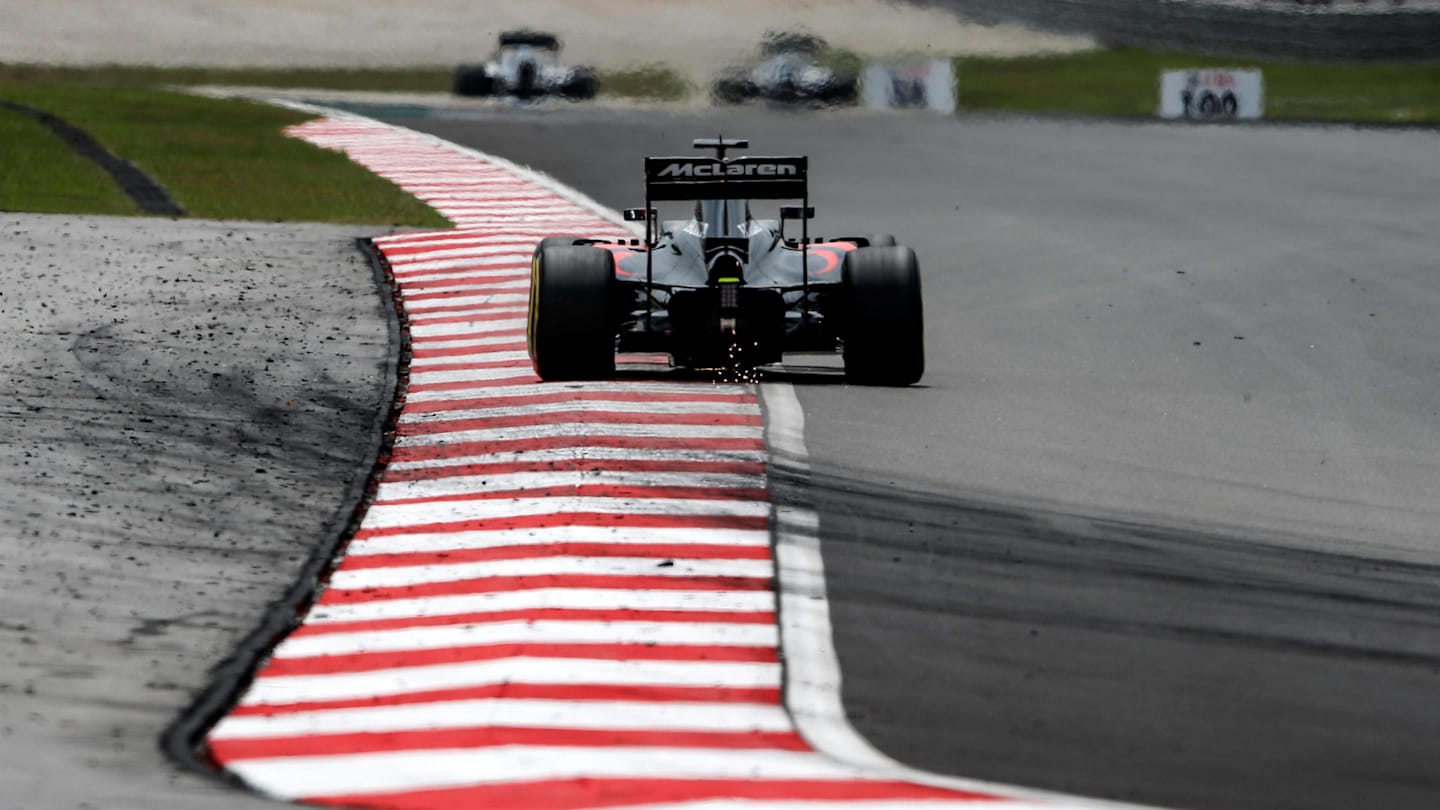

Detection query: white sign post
xmin=1159 ymin=69 xmax=1264 ymax=121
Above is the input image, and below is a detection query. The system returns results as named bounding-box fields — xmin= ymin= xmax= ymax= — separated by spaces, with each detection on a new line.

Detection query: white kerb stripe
xmin=388 ymin=447 xmax=766 ymax=472
xmin=409 ymin=307 xmax=528 ymax=326
xmin=393 ymin=423 xmax=762 ymax=446
xmin=374 ymin=471 xmax=764 ymax=502
xmin=346 ymin=525 xmax=770 ymax=556
xmin=398 ymin=269 xmax=530 ymax=286
xmin=427 ymin=204 xmax=587 ymax=216
xmin=387 ymin=244 xmax=534 ymax=262
xmin=401 ymin=333 xmax=529 ymax=352
xmin=225 ymin=747 xmax=863 ymax=798
xmin=307 ymin=587 xmax=775 ymax=624
xmin=404 ymin=279 xmax=530 ymax=295
xmin=399 ymin=380 xmax=751 ymax=400
xmin=273 ymin=620 xmax=778 ymax=659
xmin=326 ymin=556 xmax=773 ymax=591
xmin=405 ymin=293 xmax=528 ymax=312
xmin=410 ymin=350 xmax=531 ymax=368
xmin=240 ymin=657 xmax=781 ymax=707
xmin=211 ymin=699 xmax=792 ymax=741
xmin=362 ymin=497 xmax=770 ymax=530
xmin=407 ymin=366 xmax=536 ymax=385
xmin=390 ymin=256 xmax=529 ymax=275
xmin=399 ymin=399 xmax=758 ymax=423
xmin=409 ymin=319 xmax=526 ymax=339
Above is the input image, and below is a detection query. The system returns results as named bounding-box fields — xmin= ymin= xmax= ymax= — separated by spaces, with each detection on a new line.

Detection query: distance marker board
xmin=1159 ymin=69 xmax=1264 ymax=121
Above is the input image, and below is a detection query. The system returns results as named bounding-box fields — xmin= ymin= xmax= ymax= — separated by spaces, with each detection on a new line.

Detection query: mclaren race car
xmin=527 ymin=137 xmax=924 ymax=385
xmin=453 ymin=30 xmax=598 ymax=101
xmin=712 ymin=32 xmax=858 ymax=106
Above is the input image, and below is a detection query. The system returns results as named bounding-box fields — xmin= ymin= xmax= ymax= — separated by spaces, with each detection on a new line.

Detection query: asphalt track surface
xmin=389 ymin=107 xmax=1440 ymax=810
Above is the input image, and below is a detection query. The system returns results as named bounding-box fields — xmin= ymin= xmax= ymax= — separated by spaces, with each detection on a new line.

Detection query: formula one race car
xmin=527 ymin=137 xmax=923 ymax=385
xmin=453 ymin=30 xmax=598 ymax=101
xmin=712 ymin=32 xmax=858 ymax=106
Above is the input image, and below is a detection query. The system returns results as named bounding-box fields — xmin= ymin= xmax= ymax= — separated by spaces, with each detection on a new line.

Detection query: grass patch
xmin=3 ymin=52 xmax=1430 ymax=221
xmin=596 ymin=65 xmax=692 ymax=102
xmin=953 ymin=49 xmax=1440 ymax=123
xmin=0 ymin=82 xmax=450 ymax=225
xmin=0 ymin=62 xmax=691 ymax=101
xmin=0 ymin=105 xmax=137 ymax=215
xmin=0 ymin=64 xmax=454 ymax=93
xmin=822 ymin=47 xmax=866 ymax=80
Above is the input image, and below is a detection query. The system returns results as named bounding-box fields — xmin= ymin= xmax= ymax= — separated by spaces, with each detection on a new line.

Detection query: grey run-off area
xmin=0 ymin=216 xmax=395 ymax=810
xmin=396 ymin=105 xmax=1440 ymax=810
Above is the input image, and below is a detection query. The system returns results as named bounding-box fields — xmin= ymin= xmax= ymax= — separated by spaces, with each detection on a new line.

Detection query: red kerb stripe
xmin=408 ymin=309 xmax=526 ymax=326
xmin=396 ymin=411 xmax=760 ymax=437
xmin=409 ymin=341 xmax=529 ymax=360
xmin=386 ymin=458 xmax=764 ymax=482
xmin=317 ymin=572 xmax=772 ymax=605
xmin=403 ymin=300 xmax=525 ymax=317
xmin=211 ymin=727 xmax=809 ymax=761
xmin=289 ymin=608 xmax=777 ymax=637
xmin=402 ymin=358 xmax=531 ymax=374
xmin=232 ymin=683 xmax=782 ymax=717
xmin=403 ymin=282 xmax=528 ymax=300
xmin=308 ymin=777 xmax=1003 ymax=810
xmin=389 ymin=437 xmax=764 ymax=464
xmin=373 ymin=485 xmax=768 ymax=507
xmin=406 ymin=375 xmax=541 ymax=393
xmin=402 ymin=389 xmax=754 ymax=414
xmin=350 ymin=512 xmax=769 ymax=539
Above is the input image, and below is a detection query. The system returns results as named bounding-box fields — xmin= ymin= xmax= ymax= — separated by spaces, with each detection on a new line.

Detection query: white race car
xmin=712 ymin=32 xmax=858 ymax=106
xmin=453 ymin=30 xmax=598 ymax=101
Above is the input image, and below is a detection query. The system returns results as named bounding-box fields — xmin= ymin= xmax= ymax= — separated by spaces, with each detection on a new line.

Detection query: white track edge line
xmin=760 ymin=383 xmax=1151 ymax=809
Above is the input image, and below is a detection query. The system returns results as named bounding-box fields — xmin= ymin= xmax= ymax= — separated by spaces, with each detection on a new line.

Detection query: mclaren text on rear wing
xmin=643 ymin=156 xmax=807 ymax=200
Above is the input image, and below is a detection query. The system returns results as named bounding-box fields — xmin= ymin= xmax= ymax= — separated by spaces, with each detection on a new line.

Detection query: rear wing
xmin=633 ymin=142 xmax=817 ymax=326
xmin=642 ymin=156 xmax=807 ymax=201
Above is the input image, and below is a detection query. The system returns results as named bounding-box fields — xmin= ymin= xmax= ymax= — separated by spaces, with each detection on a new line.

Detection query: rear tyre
xmin=515 ymin=60 xmax=540 ymax=99
xmin=532 ymin=236 xmax=585 ymax=258
xmin=863 ymin=233 xmax=896 ymax=248
xmin=453 ymin=65 xmax=494 ymax=96
xmin=841 ymin=245 xmax=924 ymax=386
xmin=823 ymin=75 xmax=859 ymax=106
xmin=529 ymin=246 xmax=617 ymax=381
xmin=562 ymin=68 xmax=599 ymax=100
xmin=712 ymin=77 xmax=755 ymax=105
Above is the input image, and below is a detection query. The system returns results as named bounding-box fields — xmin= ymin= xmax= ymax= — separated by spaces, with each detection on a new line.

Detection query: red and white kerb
xmin=202 ymin=113 xmax=1116 ymax=810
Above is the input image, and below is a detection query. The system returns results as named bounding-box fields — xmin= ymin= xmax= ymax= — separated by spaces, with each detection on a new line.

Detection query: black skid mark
xmin=0 ymin=99 xmax=186 ymax=217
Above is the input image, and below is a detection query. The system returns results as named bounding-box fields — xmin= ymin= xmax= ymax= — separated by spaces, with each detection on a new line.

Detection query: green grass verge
xmin=0 ymin=64 xmax=455 ymax=93
xmin=0 ymin=105 xmax=137 ymax=215
xmin=596 ymin=65 xmax=692 ymax=102
xmin=954 ymin=49 xmax=1440 ymax=124
xmin=0 ymin=81 xmax=450 ymax=226
xmin=0 ymin=63 xmax=690 ymax=102
xmin=4 ymin=52 xmax=1431 ymax=221
xmin=0 ymin=60 xmax=686 ymax=221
